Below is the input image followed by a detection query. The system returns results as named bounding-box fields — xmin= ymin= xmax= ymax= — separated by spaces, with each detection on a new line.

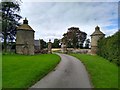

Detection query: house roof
xmin=17 ymin=18 xmax=34 ymax=31
xmin=17 ymin=24 xmax=34 ymax=31
xmin=91 ymin=26 xmax=105 ymax=36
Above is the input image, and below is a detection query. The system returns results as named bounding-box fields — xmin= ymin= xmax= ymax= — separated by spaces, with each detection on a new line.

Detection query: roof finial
xmin=49 ymin=39 xmax=51 ymax=42
xmin=23 ymin=17 xmax=28 ymax=24
xmin=25 ymin=17 xmax=27 ymax=20
xmin=95 ymin=25 xmax=100 ymax=31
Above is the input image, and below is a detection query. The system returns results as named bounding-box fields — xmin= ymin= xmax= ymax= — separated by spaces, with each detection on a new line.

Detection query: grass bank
xmin=70 ymin=54 xmax=118 ymax=88
xmin=3 ymin=54 xmax=60 ymax=89
xmin=0 ymin=53 xmax=2 ymax=90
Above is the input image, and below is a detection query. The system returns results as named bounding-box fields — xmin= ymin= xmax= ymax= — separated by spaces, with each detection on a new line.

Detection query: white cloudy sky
xmin=19 ymin=0 xmax=119 ymax=42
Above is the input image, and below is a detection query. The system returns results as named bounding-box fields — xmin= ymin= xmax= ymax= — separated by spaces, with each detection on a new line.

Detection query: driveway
xmin=29 ymin=53 xmax=92 ymax=88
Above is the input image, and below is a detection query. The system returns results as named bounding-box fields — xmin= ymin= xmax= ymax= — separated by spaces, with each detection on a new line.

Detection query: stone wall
xmin=16 ymin=30 xmax=34 ymax=55
xmin=91 ymin=35 xmax=104 ymax=47
xmin=91 ymin=34 xmax=105 ymax=54
xmin=67 ymin=48 xmax=91 ymax=54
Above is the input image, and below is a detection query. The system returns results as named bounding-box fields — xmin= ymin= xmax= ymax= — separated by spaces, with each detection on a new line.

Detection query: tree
xmin=52 ymin=39 xmax=60 ymax=48
xmin=40 ymin=39 xmax=47 ymax=49
xmin=62 ymin=27 xmax=87 ymax=48
xmin=72 ymin=32 xmax=78 ymax=48
xmin=85 ymin=39 xmax=90 ymax=49
xmin=97 ymin=31 xmax=120 ymax=65
xmin=1 ymin=1 xmax=22 ymax=52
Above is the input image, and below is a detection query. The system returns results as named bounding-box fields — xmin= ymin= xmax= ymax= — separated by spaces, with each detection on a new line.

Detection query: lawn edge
xmin=69 ymin=54 xmax=94 ymax=88
xmin=27 ymin=54 xmax=61 ymax=89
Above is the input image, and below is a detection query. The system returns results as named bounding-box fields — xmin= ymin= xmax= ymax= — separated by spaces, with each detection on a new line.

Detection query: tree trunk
xmin=3 ymin=19 xmax=7 ymax=52
xmin=3 ymin=6 xmax=10 ymax=52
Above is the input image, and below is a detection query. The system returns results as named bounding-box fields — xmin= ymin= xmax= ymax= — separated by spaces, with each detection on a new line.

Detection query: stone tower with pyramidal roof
xmin=16 ymin=18 xmax=35 ymax=55
xmin=91 ymin=26 xmax=105 ymax=54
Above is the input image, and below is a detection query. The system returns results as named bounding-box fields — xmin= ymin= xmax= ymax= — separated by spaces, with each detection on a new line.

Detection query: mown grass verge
xmin=2 ymin=54 xmax=60 ymax=89
xmin=70 ymin=54 xmax=119 ymax=89
xmin=0 ymin=53 xmax=2 ymax=90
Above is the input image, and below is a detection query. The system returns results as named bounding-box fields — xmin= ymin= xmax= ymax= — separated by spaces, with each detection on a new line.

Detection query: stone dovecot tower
xmin=16 ymin=18 xmax=35 ymax=55
xmin=91 ymin=26 xmax=105 ymax=54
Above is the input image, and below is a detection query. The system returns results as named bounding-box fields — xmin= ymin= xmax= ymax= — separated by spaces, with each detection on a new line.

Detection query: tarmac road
xmin=30 ymin=53 xmax=92 ymax=88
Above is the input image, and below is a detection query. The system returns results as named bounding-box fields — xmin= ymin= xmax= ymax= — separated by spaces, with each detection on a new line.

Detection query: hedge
xmin=97 ymin=31 xmax=120 ymax=66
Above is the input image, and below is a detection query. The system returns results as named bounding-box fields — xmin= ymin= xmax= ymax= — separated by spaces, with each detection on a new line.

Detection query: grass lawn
xmin=70 ymin=54 xmax=118 ymax=88
xmin=0 ymin=53 xmax=2 ymax=90
xmin=2 ymin=54 xmax=60 ymax=89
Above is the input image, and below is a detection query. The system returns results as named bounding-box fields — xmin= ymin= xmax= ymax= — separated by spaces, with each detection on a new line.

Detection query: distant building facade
xmin=16 ymin=18 xmax=35 ymax=55
xmin=91 ymin=26 xmax=105 ymax=54
xmin=34 ymin=40 xmax=41 ymax=51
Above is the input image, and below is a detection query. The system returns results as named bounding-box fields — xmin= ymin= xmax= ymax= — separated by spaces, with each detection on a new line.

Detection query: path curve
xmin=30 ymin=53 xmax=92 ymax=88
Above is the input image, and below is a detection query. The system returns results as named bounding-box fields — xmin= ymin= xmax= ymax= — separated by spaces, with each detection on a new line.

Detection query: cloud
xmin=20 ymin=2 xmax=118 ymax=42
xmin=21 ymin=0 xmax=120 ymax=2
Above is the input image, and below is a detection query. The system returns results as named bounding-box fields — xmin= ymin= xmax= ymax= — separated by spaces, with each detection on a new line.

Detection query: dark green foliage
xmin=62 ymin=27 xmax=87 ymax=48
xmin=85 ymin=39 xmax=90 ymax=49
xmin=97 ymin=31 xmax=120 ymax=65
xmin=40 ymin=39 xmax=47 ymax=49
xmin=67 ymin=41 xmax=73 ymax=48
xmin=52 ymin=39 xmax=60 ymax=48
xmin=79 ymin=43 xmax=83 ymax=48
xmin=1 ymin=1 xmax=22 ymax=52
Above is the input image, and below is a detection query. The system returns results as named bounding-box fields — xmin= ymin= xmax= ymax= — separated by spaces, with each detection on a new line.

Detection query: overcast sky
xmin=19 ymin=0 xmax=119 ymax=42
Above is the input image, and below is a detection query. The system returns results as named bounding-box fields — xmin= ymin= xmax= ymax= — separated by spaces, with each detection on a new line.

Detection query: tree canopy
xmin=97 ymin=30 xmax=120 ymax=66
xmin=1 ymin=1 xmax=22 ymax=52
xmin=85 ymin=39 xmax=90 ymax=49
xmin=62 ymin=27 xmax=87 ymax=48
xmin=40 ymin=39 xmax=47 ymax=49
xmin=52 ymin=39 xmax=60 ymax=48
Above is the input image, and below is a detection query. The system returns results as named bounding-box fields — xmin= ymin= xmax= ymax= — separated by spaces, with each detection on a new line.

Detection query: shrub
xmin=97 ymin=31 xmax=120 ymax=66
